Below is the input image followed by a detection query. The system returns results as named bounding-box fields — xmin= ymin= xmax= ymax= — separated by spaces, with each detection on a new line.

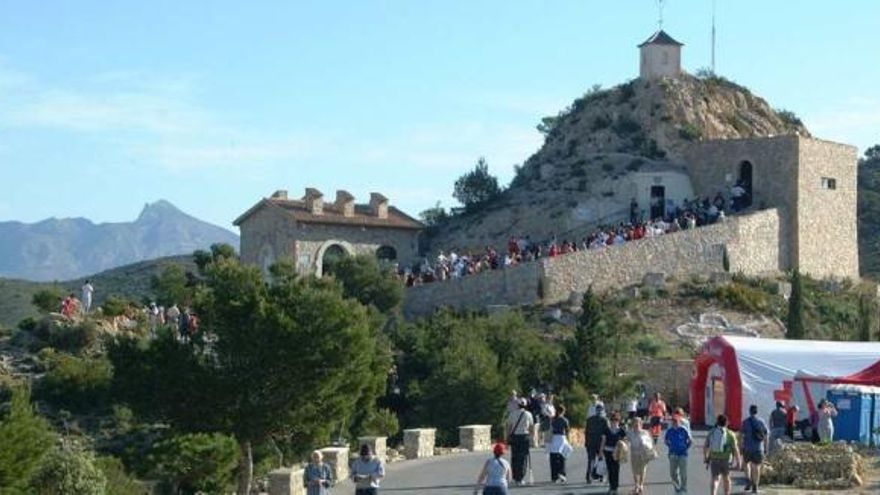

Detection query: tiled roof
xmin=638 ymin=30 xmax=684 ymax=47
xmin=234 ymin=198 xmax=424 ymax=230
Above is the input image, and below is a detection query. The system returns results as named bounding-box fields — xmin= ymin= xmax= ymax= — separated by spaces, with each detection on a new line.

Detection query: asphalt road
xmin=335 ymin=430 xmax=753 ymax=495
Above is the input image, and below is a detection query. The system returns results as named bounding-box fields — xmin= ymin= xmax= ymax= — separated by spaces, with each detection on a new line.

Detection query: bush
xmin=102 ymin=297 xmax=129 ymax=318
xmin=49 ymin=320 xmax=100 ymax=353
xmin=32 ymin=288 xmax=63 ymax=314
xmin=776 ymin=108 xmax=803 ymax=127
xmin=0 ymin=386 xmax=56 ymax=493
xmin=678 ymin=123 xmax=702 ymax=141
xmin=715 ymin=283 xmax=770 ymax=313
xmin=149 ymin=433 xmax=239 ymax=494
xmin=37 ymin=354 xmax=112 ymax=413
xmin=30 ymin=446 xmax=107 ymax=495
xmin=591 ymin=115 xmax=612 ymax=131
xmin=95 ymin=456 xmax=148 ymax=495
xmin=612 ymin=116 xmax=641 ymax=135
xmin=18 ymin=316 xmax=38 ymax=332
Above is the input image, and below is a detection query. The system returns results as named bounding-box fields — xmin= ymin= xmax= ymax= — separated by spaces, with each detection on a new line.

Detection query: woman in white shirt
xmin=475 ymin=443 xmax=512 ymax=495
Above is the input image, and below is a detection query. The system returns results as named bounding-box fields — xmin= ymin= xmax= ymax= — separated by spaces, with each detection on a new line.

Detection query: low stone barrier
xmin=459 ymin=425 xmax=492 ymax=452
xmin=403 ymin=428 xmax=436 ymax=459
xmin=268 ymin=467 xmax=304 ymax=495
xmin=358 ymin=436 xmax=387 ymax=462
xmin=318 ymin=446 xmax=350 ymax=483
xmin=762 ymin=442 xmax=865 ymax=489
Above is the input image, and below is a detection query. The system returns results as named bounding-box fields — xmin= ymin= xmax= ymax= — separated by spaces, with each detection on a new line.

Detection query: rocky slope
xmin=0 ymin=200 xmax=237 ymax=281
xmin=429 ymin=73 xmax=809 ymax=251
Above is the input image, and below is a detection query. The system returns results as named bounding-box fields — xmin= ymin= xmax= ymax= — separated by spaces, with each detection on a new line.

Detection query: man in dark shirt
xmin=585 ymin=405 xmax=610 ymax=484
xmin=768 ymin=401 xmax=787 ymax=453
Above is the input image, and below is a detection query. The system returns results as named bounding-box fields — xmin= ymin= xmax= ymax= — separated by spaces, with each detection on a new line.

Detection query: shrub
xmin=612 ymin=116 xmax=641 ymax=135
xmin=715 ymin=283 xmax=770 ymax=313
xmin=95 ymin=456 xmax=148 ymax=495
xmin=591 ymin=115 xmax=612 ymax=131
xmin=149 ymin=433 xmax=239 ymax=494
xmin=30 ymin=446 xmax=107 ymax=495
xmin=0 ymin=386 xmax=56 ymax=493
xmin=37 ymin=354 xmax=112 ymax=413
xmin=32 ymin=288 xmax=63 ymax=313
xmin=618 ymin=81 xmax=636 ymax=103
xmin=678 ymin=123 xmax=702 ymax=141
xmin=776 ymin=108 xmax=803 ymax=127
xmin=18 ymin=316 xmax=38 ymax=332
xmin=101 ymin=297 xmax=129 ymax=318
xmin=49 ymin=320 xmax=100 ymax=353
xmin=626 ymin=158 xmax=644 ymax=172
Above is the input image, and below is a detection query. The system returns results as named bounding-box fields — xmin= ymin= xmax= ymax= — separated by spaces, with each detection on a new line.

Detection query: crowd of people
xmin=401 ymin=188 xmax=749 ymax=287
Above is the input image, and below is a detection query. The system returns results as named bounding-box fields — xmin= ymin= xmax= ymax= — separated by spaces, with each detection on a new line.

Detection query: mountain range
xmin=0 ymin=200 xmax=238 ymax=281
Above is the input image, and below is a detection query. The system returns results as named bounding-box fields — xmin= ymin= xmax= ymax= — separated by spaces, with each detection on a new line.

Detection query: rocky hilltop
xmin=0 ymin=200 xmax=238 ymax=281
xmin=428 ymin=73 xmax=809 ymax=251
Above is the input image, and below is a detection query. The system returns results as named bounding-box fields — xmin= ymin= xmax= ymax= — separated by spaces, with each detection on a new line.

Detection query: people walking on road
xmin=547 ymin=405 xmax=571 ymax=483
xmin=672 ymin=407 xmax=691 ymax=433
xmin=664 ymin=411 xmax=692 ymax=494
xmin=785 ymin=404 xmax=799 ymax=440
xmin=704 ymin=414 xmax=741 ymax=495
xmin=817 ymin=399 xmax=838 ymax=443
xmin=541 ymin=394 xmax=556 ymax=446
xmin=599 ymin=411 xmax=627 ymax=495
xmin=768 ymin=401 xmax=787 ymax=453
xmin=741 ymin=404 xmax=769 ymax=493
xmin=585 ymin=404 xmax=610 ymax=484
xmin=529 ymin=392 xmax=545 ymax=447
xmin=587 ymin=393 xmax=605 ymax=418
xmin=506 ymin=399 xmax=534 ymax=486
xmin=648 ymin=392 xmax=667 ymax=445
xmin=475 ymin=443 xmax=511 ymax=495
xmin=351 ymin=444 xmax=385 ymax=495
xmin=304 ymin=450 xmax=333 ymax=495
xmin=81 ymin=280 xmax=94 ymax=315
xmin=626 ymin=417 xmax=656 ymax=495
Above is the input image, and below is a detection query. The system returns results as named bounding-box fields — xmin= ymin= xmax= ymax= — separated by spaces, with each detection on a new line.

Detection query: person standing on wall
xmin=474 ymin=443 xmax=511 ymax=495
xmin=506 ymin=399 xmax=534 ymax=486
xmin=740 ymin=404 xmax=769 ymax=494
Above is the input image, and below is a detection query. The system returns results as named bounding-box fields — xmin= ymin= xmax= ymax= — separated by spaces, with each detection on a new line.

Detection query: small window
xmin=662 ymin=51 xmax=669 ymax=65
xmin=821 ymin=177 xmax=837 ymax=190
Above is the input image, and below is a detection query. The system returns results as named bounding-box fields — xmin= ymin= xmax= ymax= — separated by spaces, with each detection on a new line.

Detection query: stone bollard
xmin=403 ymin=428 xmax=436 ymax=459
xmin=268 ymin=467 xmax=304 ymax=495
xmin=458 ymin=425 xmax=492 ymax=452
xmin=318 ymin=446 xmax=350 ymax=483
xmin=357 ymin=436 xmax=387 ymax=462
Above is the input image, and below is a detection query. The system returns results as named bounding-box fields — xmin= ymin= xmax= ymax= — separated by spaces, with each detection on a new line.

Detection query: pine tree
xmin=786 ymin=271 xmax=806 ymax=340
xmin=0 ymin=386 xmax=56 ymax=493
xmin=564 ymin=288 xmax=613 ymax=394
xmin=858 ymin=293 xmax=877 ymax=342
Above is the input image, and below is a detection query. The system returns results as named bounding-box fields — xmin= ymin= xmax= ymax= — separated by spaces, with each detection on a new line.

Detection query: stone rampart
xmin=402 ymin=261 xmax=540 ymax=318
xmin=402 ymin=209 xmax=781 ymax=315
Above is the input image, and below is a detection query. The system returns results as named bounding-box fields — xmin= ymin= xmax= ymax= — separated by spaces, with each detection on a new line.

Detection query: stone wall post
xmin=403 ymin=428 xmax=436 ymax=459
xmin=318 ymin=446 xmax=350 ymax=483
xmin=357 ymin=436 xmax=387 ymax=462
xmin=458 ymin=425 xmax=492 ymax=452
xmin=268 ymin=468 xmax=304 ymax=495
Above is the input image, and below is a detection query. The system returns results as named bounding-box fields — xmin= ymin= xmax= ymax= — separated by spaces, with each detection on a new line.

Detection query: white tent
xmin=691 ymin=335 xmax=880 ymax=427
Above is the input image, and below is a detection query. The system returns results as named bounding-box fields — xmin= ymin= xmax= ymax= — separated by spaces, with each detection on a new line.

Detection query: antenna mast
xmin=711 ymin=0 xmax=717 ymax=74
xmin=657 ymin=0 xmax=666 ymax=29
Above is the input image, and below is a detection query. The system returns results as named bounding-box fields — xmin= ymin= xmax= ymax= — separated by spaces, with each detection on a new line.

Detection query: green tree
xmin=562 ymin=289 xmax=612 ymax=393
xmin=453 ymin=157 xmax=501 ymax=210
xmin=30 ymin=446 xmax=108 ymax=495
xmin=110 ymin=258 xmax=386 ymax=494
xmin=787 ymin=271 xmax=806 ymax=340
xmin=32 ymin=287 xmax=63 ymax=313
xmin=419 ymin=201 xmax=448 ymax=227
xmin=327 ymin=255 xmax=403 ymax=313
xmin=0 ymin=386 xmax=56 ymax=494
xmin=150 ymin=433 xmax=239 ymax=494
xmin=94 ymin=456 xmax=148 ymax=495
xmin=151 ymin=264 xmax=190 ymax=307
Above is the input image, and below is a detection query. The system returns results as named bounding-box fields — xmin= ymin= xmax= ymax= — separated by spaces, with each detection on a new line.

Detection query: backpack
xmin=707 ymin=427 xmax=727 ymax=454
xmin=749 ymin=417 xmax=766 ymax=442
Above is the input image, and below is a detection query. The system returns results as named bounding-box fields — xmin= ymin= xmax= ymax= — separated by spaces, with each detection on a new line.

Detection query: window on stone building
xmin=821 ymin=177 xmax=837 ymax=190
xmin=376 ymin=245 xmax=397 ymax=261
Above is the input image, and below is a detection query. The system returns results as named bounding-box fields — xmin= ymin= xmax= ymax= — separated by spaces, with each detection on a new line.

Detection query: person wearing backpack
xmin=741 ymin=404 xmax=769 ymax=493
xmin=703 ymin=414 xmax=740 ymax=495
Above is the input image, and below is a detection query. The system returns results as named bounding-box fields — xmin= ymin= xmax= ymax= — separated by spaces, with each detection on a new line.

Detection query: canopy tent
xmin=690 ymin=335 xmax=880 ymax=428
xmin=792 ymin=359 xmax=880 ymax=420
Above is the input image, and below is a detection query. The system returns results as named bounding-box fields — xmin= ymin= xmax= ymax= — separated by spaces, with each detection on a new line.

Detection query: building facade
xmin=235 ymin=188 xmax=423 ymax=277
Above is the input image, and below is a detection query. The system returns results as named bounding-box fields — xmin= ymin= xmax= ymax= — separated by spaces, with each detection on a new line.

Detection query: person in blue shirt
xmin=664 ymin=412 xmax=692 ymax=494
xmin=741 ymin=404 xmax=769 ymax=494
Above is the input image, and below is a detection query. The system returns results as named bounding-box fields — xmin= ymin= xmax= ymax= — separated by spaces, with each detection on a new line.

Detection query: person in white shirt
xmin=81 ymin=280 xmax=94 ymax=315
xmin=506 ymin=400 xmax=535 ymax=486
xmin=351 ymin=444 xmax=385 ymax=495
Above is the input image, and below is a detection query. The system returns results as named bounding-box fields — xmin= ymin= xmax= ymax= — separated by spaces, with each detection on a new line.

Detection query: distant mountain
xmin=0 ymin=200 xmax=238 ymax=281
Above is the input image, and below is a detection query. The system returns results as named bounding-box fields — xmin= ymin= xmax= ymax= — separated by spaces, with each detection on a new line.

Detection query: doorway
xmin=738 ymin=161 xmax=753 ymax=208
xmin=650 ymin=185 xmax=666 ymax=220
xmin=321 ymin=244 xmax=348 ymax=276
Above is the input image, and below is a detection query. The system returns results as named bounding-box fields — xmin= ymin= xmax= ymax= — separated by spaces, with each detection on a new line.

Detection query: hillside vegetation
xmin=0 ymin=255 xmax=196 ymax=329
xmin=427 ymin=73 xmax=808 ymax=251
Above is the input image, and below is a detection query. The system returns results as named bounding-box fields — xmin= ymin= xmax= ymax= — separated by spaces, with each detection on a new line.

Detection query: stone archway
xmin=376 ymin=245 xmax=397 ymax=262
xmin=314 ymin=240 xmax=355 ymax=277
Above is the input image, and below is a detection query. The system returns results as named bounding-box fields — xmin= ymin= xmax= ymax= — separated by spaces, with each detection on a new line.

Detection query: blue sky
xmin=1 ymin=0 xmax=878 ymax=230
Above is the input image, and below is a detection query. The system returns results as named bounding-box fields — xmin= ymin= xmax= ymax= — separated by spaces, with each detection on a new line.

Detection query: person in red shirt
xmin=785 ymin=404 xmax=799 ymax=440
xmin=648 ymin=392 xmax=668 ymax=444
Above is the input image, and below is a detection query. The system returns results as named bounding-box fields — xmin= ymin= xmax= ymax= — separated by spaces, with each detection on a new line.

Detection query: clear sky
xmin=1 ymin=0 xmax=878 ymax=229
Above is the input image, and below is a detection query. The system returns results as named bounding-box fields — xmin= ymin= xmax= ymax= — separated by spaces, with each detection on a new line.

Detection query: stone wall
xmin=402 ymin=261 xmax=541 ymax=318
xmin=795 ymin=138 xmax=859 ymax=279
xmin=238 ymin=204 xmax=420 ymax=277
xmin=403 ymin=210 xmax=782 ymax=315
xmin=458 ymin=425 xmax=492 ymax=452
xmin=540 ymin=209 xmax=782 ymax=304
xmin=403 ymin=428 xmax=436 ymax=459
xmin=630 ymin=359 xmax=694 ymax=409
